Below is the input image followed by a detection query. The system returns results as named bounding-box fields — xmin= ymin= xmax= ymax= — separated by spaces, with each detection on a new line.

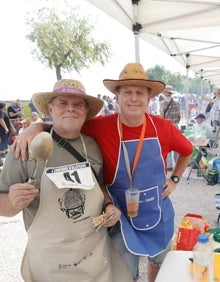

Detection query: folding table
xmin=155 ymin=251 xmax=193 ymax=282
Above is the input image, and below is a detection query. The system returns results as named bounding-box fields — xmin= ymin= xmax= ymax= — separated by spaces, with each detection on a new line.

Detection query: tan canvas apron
xmin=21 ymin=165 xmax=132 ymax=282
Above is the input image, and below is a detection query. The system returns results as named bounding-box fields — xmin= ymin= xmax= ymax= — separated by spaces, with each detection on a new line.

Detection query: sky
xmin=0 ymin=0 xmax=187 ymax=101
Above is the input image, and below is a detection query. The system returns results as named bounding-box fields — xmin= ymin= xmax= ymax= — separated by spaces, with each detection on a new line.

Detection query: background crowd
xmin=0 ymin=99 xmax=42 ymax=166
xmin=96 ymin=90 xmax=216 ymax=123
xmin=0 ymin=86 xmax=218 ymax=169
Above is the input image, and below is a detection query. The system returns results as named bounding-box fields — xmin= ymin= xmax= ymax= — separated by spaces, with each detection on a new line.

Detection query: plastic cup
xmin=125 ymin=188 xmax=140 ymax=217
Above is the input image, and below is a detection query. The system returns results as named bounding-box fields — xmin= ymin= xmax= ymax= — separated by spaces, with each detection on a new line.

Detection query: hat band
xmin=54 ymin=87 xmax=85 ymax=95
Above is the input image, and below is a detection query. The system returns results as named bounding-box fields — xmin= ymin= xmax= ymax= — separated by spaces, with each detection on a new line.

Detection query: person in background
xmin=21 ymin=112 xmax=43 ymax=129
xmin=205 ymin=98 xmax=214 ymax=120
xmin=107 ymin=97 xmax=115 ymax=113
xmin=194 ymin=113 xmax=214 ymax=142
xmin=0 ymin=79 xmax=132 ymax=282
xmin=7 ymin=100 xmax=22 ymax=119
xmin=160 ymin=85 xmax=181 ymax=171
xmin=203 ymin=88 xmax=220 ymax=127
xmin=193 ymin=113 xmax=214 ymax=154
xmin=180 ymin=96 xmax=186 ymax=118
xmin=15 ymin=99 xmax=23 ymax=118
xmin=7 ymin=100 xmax=22 ymax=135
xmin=0 ymin=102 xmax=10 ymax=164
xmin=12 ymin=63 xmax=193 ymax=282
xmin=31 ymin=112 xmax=43 ymax=123
xmin=101 ymin=95 xmax=111 ymax=115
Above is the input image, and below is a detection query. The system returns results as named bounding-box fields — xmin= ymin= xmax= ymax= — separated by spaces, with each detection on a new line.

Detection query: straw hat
xmin=32 ymin=79 xmax=103 ymax=120
xmin=164 ymin=85 xmax=174 ymax=94
xmin=103 ymin=63 xmax=165 ymax=97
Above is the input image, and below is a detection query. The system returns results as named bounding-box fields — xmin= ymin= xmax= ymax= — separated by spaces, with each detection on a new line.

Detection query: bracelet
xmin=103 ymin=201 xmax=114 ymax=211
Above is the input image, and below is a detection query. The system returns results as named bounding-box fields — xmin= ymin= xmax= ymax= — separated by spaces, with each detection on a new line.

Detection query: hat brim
xmin=164 ymin=90 xmax=174 ymax=94
xmin=103 ymin=79 xmax=165 ymax=97
xmin=32 ymin=91 xmax=103 ymax=120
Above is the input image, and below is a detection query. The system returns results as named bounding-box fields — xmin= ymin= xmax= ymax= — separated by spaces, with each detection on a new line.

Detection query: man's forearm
xmin=100 ymin=185 xmax=112 ymax=205
xmin=173 ymin=154 xmax=192 ymax=177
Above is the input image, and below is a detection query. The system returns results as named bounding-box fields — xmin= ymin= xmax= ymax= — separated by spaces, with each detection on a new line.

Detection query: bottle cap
xmin=198 ymin=234 xmax=208 ymax=243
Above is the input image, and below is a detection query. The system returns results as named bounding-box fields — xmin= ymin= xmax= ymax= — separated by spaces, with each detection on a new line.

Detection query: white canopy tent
xmin=143 ymin=26 xmax=220 ymax=90
xmin=86 ymin=0 xmax=220 ymax=88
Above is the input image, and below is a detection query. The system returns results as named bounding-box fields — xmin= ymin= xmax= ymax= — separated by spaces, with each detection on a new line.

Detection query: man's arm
xmin=162 ymin=153 xmax=192 ymax=199
xmin=12 ymin=123 xmax=51 ymax=160
xmin=203 ymin=96 xmax=215 ymax=103
xmin=0 ymin=118 xmax=9 ymax=134
xmin=172 ymin=153 xmax=192 ymax=177
xmin=100 ymin=185 xmax=113 ymax=207
xmin=0 ymin=183 xmax=38 ymax=216
xmin=100 ymin=185 xmax=121 ymax=227
xmin=8 ymin=110 xmax=21 ymax=118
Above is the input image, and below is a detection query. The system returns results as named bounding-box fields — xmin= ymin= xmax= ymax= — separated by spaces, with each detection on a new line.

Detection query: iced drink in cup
xmin=125 ymin=188 xmax=140 ymax=217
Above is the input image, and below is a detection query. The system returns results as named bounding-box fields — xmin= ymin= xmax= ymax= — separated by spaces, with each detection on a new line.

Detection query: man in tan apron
xmin=0 ymin=79 xmax=132 ymax=282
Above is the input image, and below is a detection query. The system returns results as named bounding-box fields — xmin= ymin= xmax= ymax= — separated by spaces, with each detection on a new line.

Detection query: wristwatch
xmin=170 ymin=175 xmax=180 ymax=183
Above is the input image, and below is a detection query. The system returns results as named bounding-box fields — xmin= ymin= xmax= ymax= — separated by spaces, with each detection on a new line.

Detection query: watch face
xmin=171 ymin=176 xmax=179 ymax=183
xmin=173 ymin=177 xmax=178 ymax=182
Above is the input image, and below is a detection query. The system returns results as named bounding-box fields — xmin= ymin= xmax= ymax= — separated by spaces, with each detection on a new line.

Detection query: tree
xmin=147 ymin=65 xmax=169 ymax=82
xmin=26 ymin=6 xmax=111 ymax=80
xmin=147 ymin=64 xmax=211 ymax=95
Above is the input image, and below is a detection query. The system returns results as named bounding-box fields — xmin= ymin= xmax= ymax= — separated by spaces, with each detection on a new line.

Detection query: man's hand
xmin=162 ymin=178 xmax=177 ymax=198
xmin=8 ymin=183 xmax=39 ymax=212
xmin=11 ymin=123 xmax=46 ymax=160
xmin=102 ymin=204 xmax=121 ymax=227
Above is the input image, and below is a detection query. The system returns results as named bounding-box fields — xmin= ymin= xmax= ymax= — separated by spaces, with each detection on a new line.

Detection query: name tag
xmin=46 ymin=162 xmax=95 ymax=190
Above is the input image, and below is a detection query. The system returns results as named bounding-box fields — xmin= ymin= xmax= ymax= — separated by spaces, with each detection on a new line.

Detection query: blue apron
xmin=108 ymin=115 xmax=174 ymax=257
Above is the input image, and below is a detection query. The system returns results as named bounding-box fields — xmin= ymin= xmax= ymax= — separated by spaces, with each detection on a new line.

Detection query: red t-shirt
xmin=82 ymin=113 xmax=192 ymax=184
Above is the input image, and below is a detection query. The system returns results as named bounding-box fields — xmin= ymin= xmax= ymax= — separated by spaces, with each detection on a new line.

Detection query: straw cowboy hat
xmin=164 ymin=85 xmax=174 ymax=94
xmin=103 ymin=63 xmax=165 ymax=98
xmin=32 ymin=79 xmax=103 ymax=120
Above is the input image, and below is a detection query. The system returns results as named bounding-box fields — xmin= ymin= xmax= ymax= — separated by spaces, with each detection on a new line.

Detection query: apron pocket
xmin=131 ymin=186 xmax=161 ymax=230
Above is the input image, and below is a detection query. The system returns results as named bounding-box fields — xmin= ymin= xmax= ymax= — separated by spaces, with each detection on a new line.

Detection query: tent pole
xmin=185 ymin=64 xmax=190 ymax=129
xmin=132 ymin=0 xmax=142 ymax=63
xmin=132 ymin=23 xmax=142 ymax=63
xmin=134 ymin=34 xmax=140 ymax=63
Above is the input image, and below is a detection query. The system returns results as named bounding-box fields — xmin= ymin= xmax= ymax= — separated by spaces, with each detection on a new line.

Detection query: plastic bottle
xmin=193 ymin=234 xmax=213 ymax=282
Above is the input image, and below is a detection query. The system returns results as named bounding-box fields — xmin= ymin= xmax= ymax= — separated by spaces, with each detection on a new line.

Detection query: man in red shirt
xmin=14 ymin=63 xmax=193 ymax=282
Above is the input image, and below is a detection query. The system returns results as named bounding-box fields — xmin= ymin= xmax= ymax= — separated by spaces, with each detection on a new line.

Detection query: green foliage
xmin=22 ymin=102 xmax=31 ymax=117
xmin=26 ymin=6 xmax=111 ymax=80
xmin=147 ymin=65 xmax=212 ymax=94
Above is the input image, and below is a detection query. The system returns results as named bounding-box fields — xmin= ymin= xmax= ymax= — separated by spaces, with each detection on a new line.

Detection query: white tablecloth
xmin=155 ymin=251 xmax=193 ymax=282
